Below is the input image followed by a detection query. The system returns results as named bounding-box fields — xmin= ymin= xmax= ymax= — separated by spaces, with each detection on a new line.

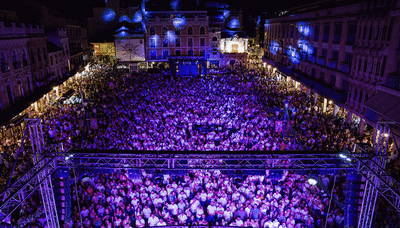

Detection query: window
xmin=330 ymin=75 xmax=336 ymax=86
xmin=347 ymin=21 xmax=357 ymax=45
xmin=333 ymin=23 xmax=342 ymax=44
xmin=43 ymin=48 xmax=47 ymax=60
xmin=380 ymin=56 xmax=387 ymax=76
xmin=322 ymin=23 xmax=330 ymax=42
xmin=370 ymin=61 xmax=374 ymax=74
xmin=290 ymin=25 xmax=294 ymax=38
xmin=1 ymin=53 xmax=6 ymax=64
xmin=200 ymin=38 xmax=205 ymax=46
xmin=150 ymin=27 xmax=155 ymax=35
xmin=321 ymin=49 xmax=327 ymax=58
xmin=376 ymin=61 xmax=381 ymax=75
xmin=368 ymin=25 xmax=373 ymax=40
xmin=175 ymin=50 xmax=181 ymax=56
xmin=150 ymin=50 xmax=157 ymax=59
xmin=13 ymin=51 xmax=17 ymax=63
xmin=363 ymin=26 xmax=367 ymax=39
xmin=175 ymin=27 xmax=180 ymax=35
xmin=320 ymin=71 xmax=325 ymax=81
xmin=200 ymin=50 xmax=205 ymax=56
xmin=188 ymin=50 xmax=193 ymax=56
xmin=30 ymin=50 xmax=35 ymax=63
xmin=163 ymin=39 xmax=168 ymax=47
xmin=200 ymin=26 xmax=205 ymax=35
xmin=363 ymin=60 xmax=368 ymax=72
xmin=188 ymin=38 xmax=193 ymax=47
xmin=313 ymin=47 xmax=318 ymax=56
xmin=175 ymin=38 xmax=180 ymax=47
xmin=162 ymin=50 xmax=169 ymax=59
xmin=358 ymin=91 xmax=363 ymax=103
xmin=187 ymin=27 xmax=193 ymax=35
xmin=150 ymin=38 xmax=156 ymax=47
xmin=314 ymin=24 xmax=320 ymax=41
xmin=382 ymin=25 xmax=387 ymax=40
xmin=212 ymin=37 xmax=218 ymax=42
xmin=23 ymin=50 xmax=28 ymax=66
xmin=51 ymin=56 xmax=53 ymax=65
xmin=358 ymin=59 xmax=362 ymax=71
xmin=282 ymin=26 xmax=285 ymax=38
xmin=387 ymin=19 xmax=394 ymax=40
xmin=162 ymin=27 xmax=168 ymax=35
xmin=375 ymin=26 xmax=380 ymax=40
xmin=344 ymin=53 xmax=353 ymax=64
xmin=331 ymin=50 xmax=339 ymax=61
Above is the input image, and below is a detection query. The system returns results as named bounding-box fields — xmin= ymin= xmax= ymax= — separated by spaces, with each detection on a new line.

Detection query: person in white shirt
xmin=178 ymin=212 xmax=188 ymax=224
xmin=154 ymin=195 xmax=163 ymax=208
xmin=170 ymin=202 xmax=178 ymax=216
xmin=148 ymin=214 xmax=160 ymax=227
xmin=143 ymin=205 xmax=152 ymax=219
xmin=235 ymin=217 xmax=244 ymax=227
xmin=224 ymin=207 xmax=233 ymax=222
xmin=157 ymin=218 xmax=166 ymax=226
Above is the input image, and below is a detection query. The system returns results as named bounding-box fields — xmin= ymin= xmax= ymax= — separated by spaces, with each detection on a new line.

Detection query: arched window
xmin=13 ymin=51 xmax=17 ymax=63
xmin=187 ymin=26 xmax=193 ymax=35
xmin=200 ymin=26 xmax=205 ymax=35
xmin=212 ymin=37 xmax=218 ymax=41
xmin=162 ymin=27 xmax=168 ymax=35
xmin=30 ymin=49 xmax=35 ymax=63
xmin=1 ymin=52 xmax=6 ymax=64
xmin=150 ymin=27 xmax=155 ymax=35
xmin=175 ymin=27 xmax=180 ymax=35
xmin=43 ymin=48 xmax=47 ymax=60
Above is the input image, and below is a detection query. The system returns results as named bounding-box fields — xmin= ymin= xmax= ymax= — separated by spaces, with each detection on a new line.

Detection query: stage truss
xmin=0 ymin=122 xmax=399 ymax=228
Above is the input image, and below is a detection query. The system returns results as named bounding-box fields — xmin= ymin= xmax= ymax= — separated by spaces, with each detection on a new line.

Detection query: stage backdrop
xmin=115 ymin=38 xmax=145 ymax=62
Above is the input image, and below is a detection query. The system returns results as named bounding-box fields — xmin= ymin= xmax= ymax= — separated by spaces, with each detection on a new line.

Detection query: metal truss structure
xmin=1 ymin=121 xmax=400 ymax=228
xmin=55 ymin=150 xmax=356 ymax=170
xmin=0 ymin=119 xmax=60 ymax=228
xmin=357 ymin=122 xmax=399 ymax=228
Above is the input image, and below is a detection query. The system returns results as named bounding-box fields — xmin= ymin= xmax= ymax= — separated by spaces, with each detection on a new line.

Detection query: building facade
xmin=0 ymin=22 xmax=48 ymax=111
xmin=46 ymin=28 xmax=70 ymax=79
xmin=264 ymin=0 xmax=400 ymax=136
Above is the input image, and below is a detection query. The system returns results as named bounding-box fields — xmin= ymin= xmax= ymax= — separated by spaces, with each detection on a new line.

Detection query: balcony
xmin=1 ymin=64 xmax=10 ymax=73
xmin=13 ymin=61 xmax=21 ymax=69
xmin=317 ymin=57 xmax=326 ymax=65
xmin=327 ymin=60 xmax=337 ymax=69
xmin=339 ymin=62 xmax=351 ymax=74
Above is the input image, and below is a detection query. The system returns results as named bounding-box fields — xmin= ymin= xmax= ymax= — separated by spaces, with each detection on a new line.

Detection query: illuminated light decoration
xmin=133 ymin=10 xmax=143 ymax=23
xmin=141 ymin=1 xmax=148 ymax=16
xmin=223 ymin=10 xmax=230 ymax=18
xmin=297 ymin=39 xmax=313 ymax=55
xmin=119 ymin=15 xmax=131 ymax=23
xmin=286 ymin=45 xmax=300 ymax=64
xmin=228 ymin=19 xmax=240 ymax=29
xmin=170 ymin=0 xmax=181 ymax=11
xmin=102 ymin=8 xmax=116 ymax=22
xmin=117 ymin=31 xmax=129 ymax=37
xmin=173 ymin=17 xmax=186 ymax=29
xmin=269 ymin=40 xmax=279 ymax=55
xmin=116 ymin=26 xmax=129 ymax=33
xmin=166 ymin=31 xmax=176 ymax=42
xmin=297 ymin=22 xmax=312 ymax=36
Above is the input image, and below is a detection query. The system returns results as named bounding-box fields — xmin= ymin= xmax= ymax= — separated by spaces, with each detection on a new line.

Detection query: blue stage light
xmin=170 ymin=0 xmax=181 ymax=11
xmin=173 ymin=17 xmax=186 ymax=28
xmin=297 ymin=40 xmax=313 ymax=55
xmin=133 ymin=10 xmax=143 ymax=23
xmin=297 ymin=22 xmax=312 ymax=36
xmin=116 ymin=26 xmax=129 ymax=33
xmin=119 ymin=15 xmax=131 ymax=23
xmin=102 ymin=8 xmax=116 ymax=22
xmin=166 ymin=31 xmax=176 ymax=42
xmin=228 ymin=19 xmax=240 ymax=29
xmin=223 ymin=10 xmax=230 ymax=18
xmin=286 ymin=45 xmax=300 ymax=64
xmin=270 ymin=40 xmax=279 ymax=55
xmin=117 ymin=31 xmax=129 ymax=37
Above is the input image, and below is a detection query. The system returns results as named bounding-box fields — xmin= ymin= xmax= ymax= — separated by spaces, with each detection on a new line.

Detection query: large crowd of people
xmin=0 ymin=62 xmax=397 ymax=227
xmin=69 ymin=169 xmax=345 ymax=228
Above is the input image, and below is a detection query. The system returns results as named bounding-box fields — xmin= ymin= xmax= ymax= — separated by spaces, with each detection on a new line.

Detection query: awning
xmin=365 ymin=91 xmax=400 ymax=123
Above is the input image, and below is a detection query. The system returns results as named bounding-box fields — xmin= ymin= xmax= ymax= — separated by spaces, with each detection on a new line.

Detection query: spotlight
xmin=384 ymin=133 xmax=388 ymax=138
xmin=339 ymin=154 xmax=347 ymax=159
xmin=308 ymin=177 xmax=317 ymax=186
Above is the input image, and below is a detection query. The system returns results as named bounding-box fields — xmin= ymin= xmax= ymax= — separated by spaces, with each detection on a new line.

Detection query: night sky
xmin=5 ymin=0 xmax=317 ymax=36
